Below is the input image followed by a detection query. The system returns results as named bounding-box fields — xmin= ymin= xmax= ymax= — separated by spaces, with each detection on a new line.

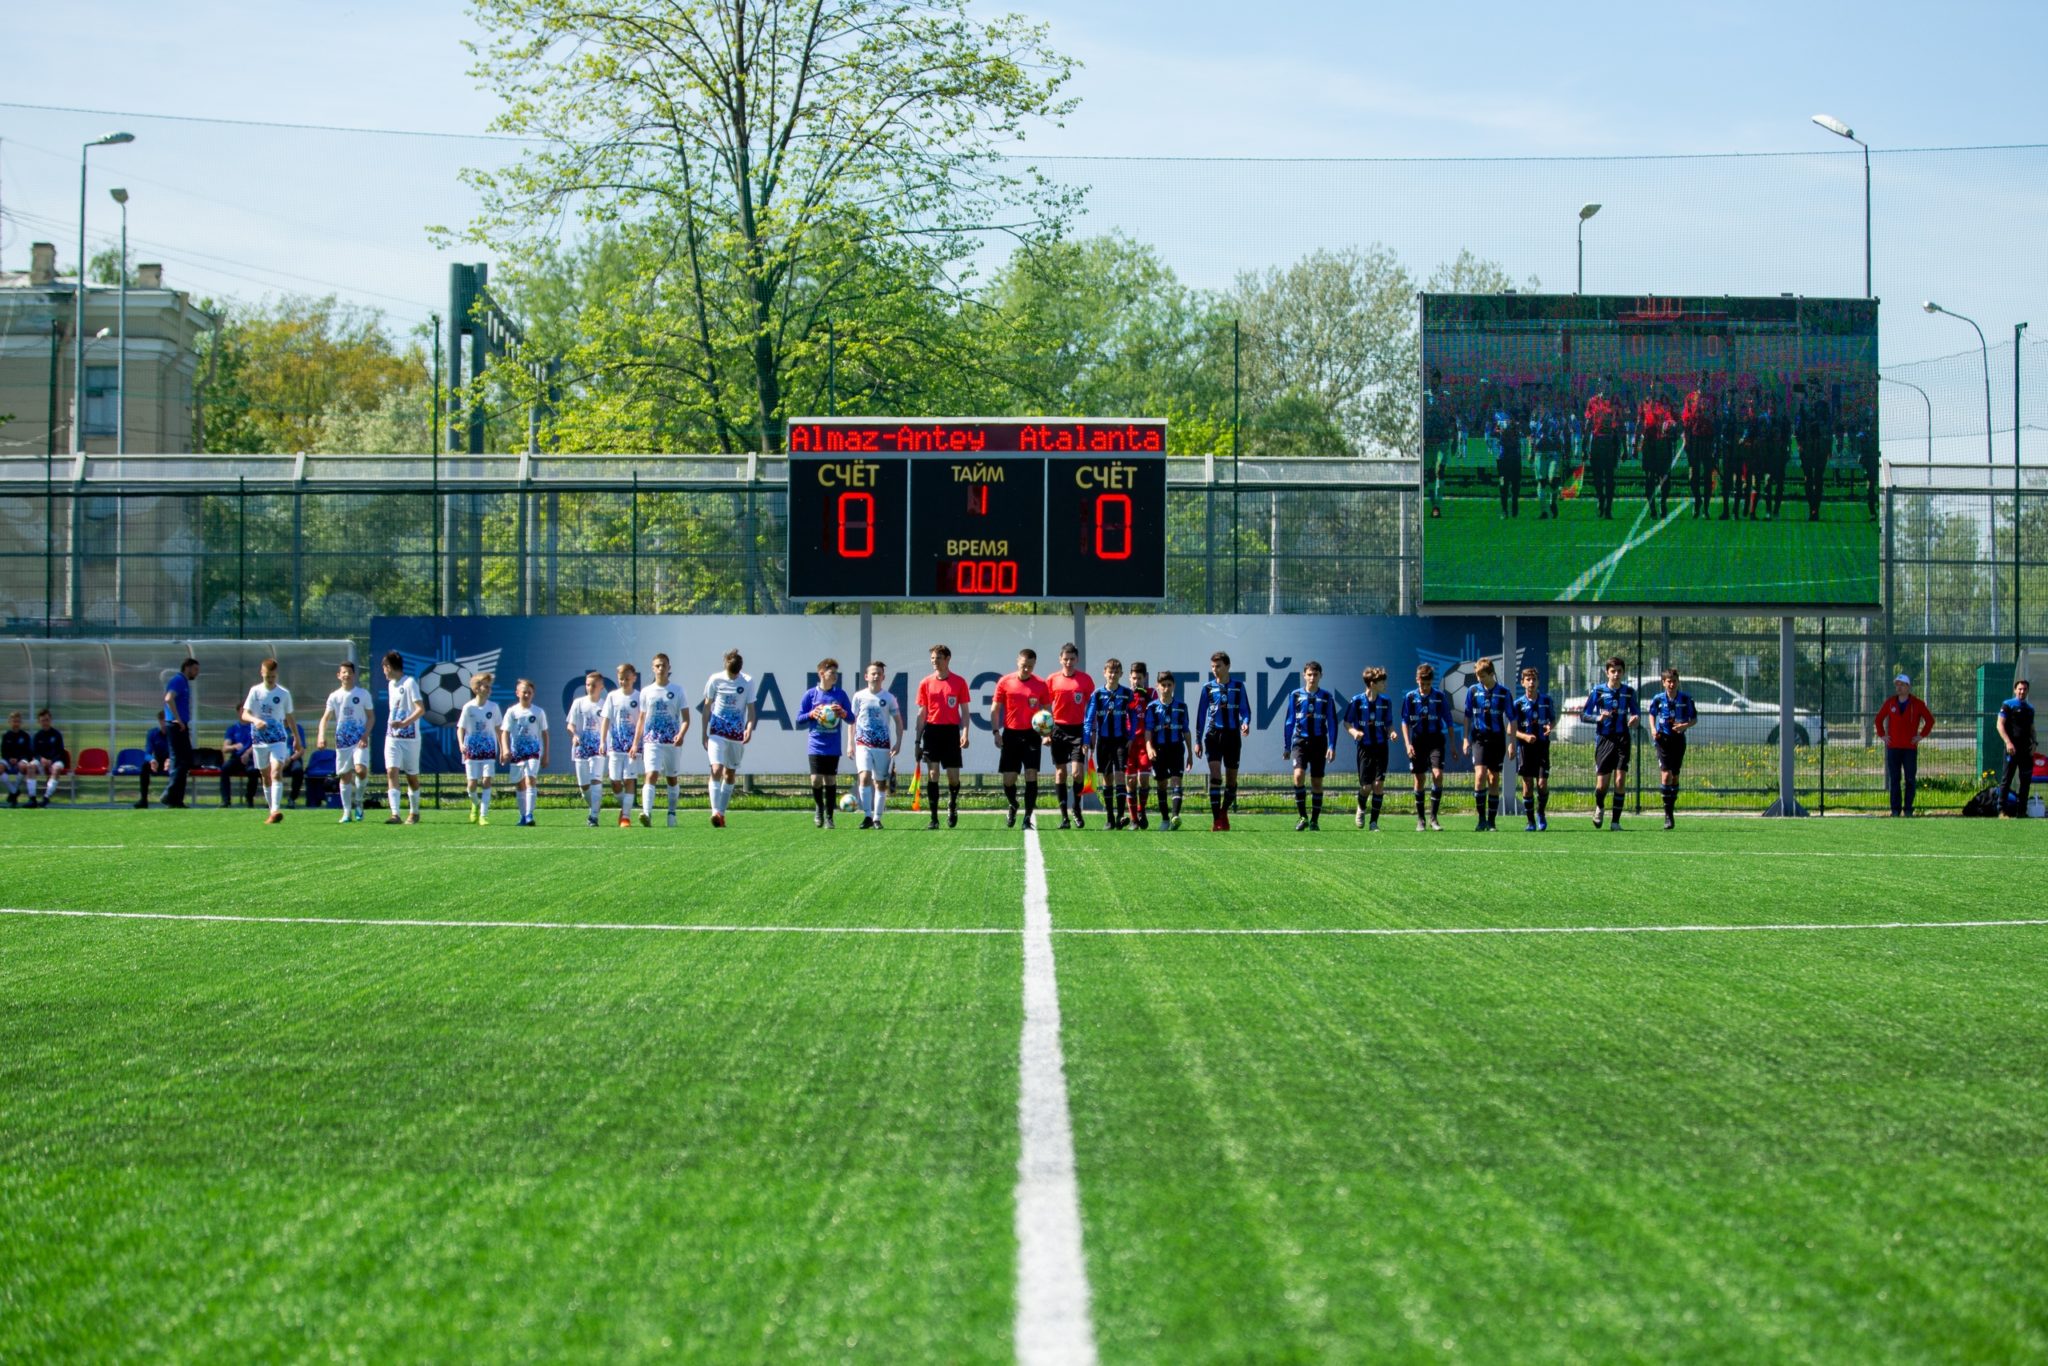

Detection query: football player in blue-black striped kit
xmin=1583 ymin=655 xmax=1640 ymax=830
xmin=1401 ymin=662 xmax=1455 ymax=831
xmin=1281 ymin=661 xmax=1340 ymax=831
xmin=1083 ymin=657 xmax=1137 ymax=829
xmin=1510 ymin=665 xmax=1555 ymax=831
xmin=1648 ymin=668 xmax=1699 ymax=829
xmin=1462 ymin=659 xmax=1513 ymax=831
xmin=1344 ymin=665 xmax=1394 ymax=830
xmin=1193 ymin=652 xmax=1252 ymax=831
xmin=1144 ymin=671 xmax=1191 ymax=830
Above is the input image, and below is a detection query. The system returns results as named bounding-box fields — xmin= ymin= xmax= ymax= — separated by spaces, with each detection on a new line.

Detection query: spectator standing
xmin=1998 ymin=678 xmax=2036 ymax=818
xmin=161 ymin=658 xmax=199 ymax=808
xmin=1872 ymin=673 xmax=1935 ymax=817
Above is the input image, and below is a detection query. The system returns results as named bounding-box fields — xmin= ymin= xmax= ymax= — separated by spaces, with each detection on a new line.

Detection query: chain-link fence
xmin=0 ymin=452 xmax=2040 ymax=809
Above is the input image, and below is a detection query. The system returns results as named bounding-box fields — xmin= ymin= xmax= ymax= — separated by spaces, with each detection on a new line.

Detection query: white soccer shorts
xmin=384 ymin=737 xmax=421 ymax=775
xmin=706 ymin=736 xmax=746 ymax=771
xmin=856 ymin=744 xmax=893 ymax=780
xmin=254 ymin=740 xmax=293 ymax=769
xmin=573 ymin=754 xmax=604 ymax=785
xmin=463 ymin=757 xmax=497 ymax=781
xmin=334 ymin=745 xmax=367 ymax=774
xmin=508 ymin=757 xmax=542 ymax=784
xmin=604 ymin=751 xmax=639 ymax=782
xmin=643 ymin=741 xmax=686 ymax=779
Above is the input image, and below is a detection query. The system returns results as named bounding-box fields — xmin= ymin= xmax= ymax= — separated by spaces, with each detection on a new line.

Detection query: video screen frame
xmin=1418 ymin=293 xmax=1881 ymax=616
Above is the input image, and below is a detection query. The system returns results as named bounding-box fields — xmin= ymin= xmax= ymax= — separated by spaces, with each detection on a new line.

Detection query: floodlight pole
xmin=72 ymin=132 xmax=134 ymax=456
xmin=2018 ymin=321 xmax=2029 ymax=667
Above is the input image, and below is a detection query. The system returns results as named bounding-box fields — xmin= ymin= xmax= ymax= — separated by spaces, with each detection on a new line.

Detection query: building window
xmin=83 ymin=365 xmax=118 ymax=437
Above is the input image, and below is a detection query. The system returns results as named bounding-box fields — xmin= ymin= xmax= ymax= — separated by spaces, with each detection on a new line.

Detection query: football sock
xmin=589 ymin=783 xmax=604 ymax=818
xmin=1170 ymin=781 xmax=1183 ymax=817
xmin=46 ymin=775 xmax=59 ymax=800
xmin=1055 ymin=776 xmax=1069 ymax=816
xmin=1370 ymin=792 xmax=1383 ymax=822
xmin=825 ymin=779 xmax=838 ymax=812
xmin=1311 ymin=790 xmax=1323 ymax=820
xmin=407 ymin=786 xmax=419 ymax=817
xmin=1487 ymin=791 xmax=1499 ymax=825
xmin=1610 ymin=791 xmax=1625 ymax=820
xmin=1023 ymin=779 xmax=1039 ymax=819
xmin=948 ymin=781 xmax=960 ymax=815
xmin=1413 ymin=789 xmax=1425 ymax=819
xmin=1429 ymin=786 xmax=1442 ymax=819
xmin=389 ymin=786 xmax=402 ymax=817
xmin=267 ymin=781 xmax=281 ymax=815
xmin=1357 ymin=787 xmax=1368 ymax=814
xmin=479 ymin=787 xmax=491 ymax=816
xmin=620 ymin=787 xmax=635 ymax=819
xmin=1537 ymin=787 xmax=1549 ymax=819
xmin=1224 ymin=781 xmax=1237 ymax=812
xmin=872 ymin=787 xmax=887 ymax=822
xmin=1157 ymin=783 xmax=1172 ymax=822
xmin=1294 ymin=785 xmax=1308 ymax=817
xmin=706 ymin=777 xmax=718 ymax=811
xmin=1662 ymin=783 xmax=1678 ymax=817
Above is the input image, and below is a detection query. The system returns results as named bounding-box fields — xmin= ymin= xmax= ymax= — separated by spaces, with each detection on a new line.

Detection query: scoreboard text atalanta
xmin=786 ymin=417 xmax=1168 ymax=602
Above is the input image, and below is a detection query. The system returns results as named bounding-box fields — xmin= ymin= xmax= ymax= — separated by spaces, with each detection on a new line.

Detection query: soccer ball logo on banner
xmin=395 ymin=644 xmax=504 ymax=729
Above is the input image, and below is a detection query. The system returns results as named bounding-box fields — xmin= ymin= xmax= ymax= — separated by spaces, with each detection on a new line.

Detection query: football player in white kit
xmin=240 ymin=657 xmax=300 ymax=825
xmin=566 ymin=670 xmax=607 ymax=827
xmin=700 ymin=648 xmax=758 ymax=828
xmin=499 ymin=678 xmax=550 ymax=827
xmin=315 ymin=659 xmax=375 ymax=824
xmin=850 ymin=659 xmax=903 ymax=830
xmin=634 ymin=651 xmax=692 ymax=827
xmin=458 ymin=671 xmax=504 ymax=825
xmin=381 ymin=651 xmax=426 ymax=824
xmin=598 ymin=662 xmax=642 ymax=828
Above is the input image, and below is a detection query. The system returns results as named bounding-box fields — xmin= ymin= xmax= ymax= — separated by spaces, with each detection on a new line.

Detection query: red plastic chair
xmin=76 ymin=748 xmax=110 ymax=777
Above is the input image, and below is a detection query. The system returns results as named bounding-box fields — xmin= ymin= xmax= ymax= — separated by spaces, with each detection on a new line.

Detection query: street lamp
xmin=1576 ymin=203 xmax=1601 ymax=294
xmin=73 ymin=131 xmax=135 ymax=456
xmin=2017 ymin=320 xmax=2029 ymax=665
xmin=1811 ymin=114 xmax=1870 ymax=298
xmin=109 ymin=188 xmax=129 ymax=457
xmin=1924 ymin=301 xmax=1995 ymax=465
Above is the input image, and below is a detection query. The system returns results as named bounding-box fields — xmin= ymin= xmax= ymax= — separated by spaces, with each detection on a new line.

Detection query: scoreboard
xmin=785 ymin=417 xmax=1168 ymax=602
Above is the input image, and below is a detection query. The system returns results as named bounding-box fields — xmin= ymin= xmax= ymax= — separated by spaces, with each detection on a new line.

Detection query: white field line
xmin=4 ymin=907 xmax=2044 ymax=942
xmin=1013 ymin=824 xmax=1099 ymax=1366
xmin=15 ymin=843 xmax=2045 ymax=861
xmin=1558 ymin=502 xmax=1687 ymax=604
xmin=1058 ymin=918 xmax=2048 ymax=938
xmin=0 ymin=908 xmax=1012 ymax=935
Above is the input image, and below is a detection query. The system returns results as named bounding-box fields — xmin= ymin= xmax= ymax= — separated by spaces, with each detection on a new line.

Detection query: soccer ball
xmin=814 ymin=705 xmax=841 ymax=732
xmin=838 ymin=792 xmax=858 ymax=812
xmin=1031 ymin=708 xmax=1055 ymax=737
xmin=420 ymin=661 xmax=472 ymax=727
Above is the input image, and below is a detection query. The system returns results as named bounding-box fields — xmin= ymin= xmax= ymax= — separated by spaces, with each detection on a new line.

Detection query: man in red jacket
xmin=1873 ymin=672 xmax=1935 ymax=817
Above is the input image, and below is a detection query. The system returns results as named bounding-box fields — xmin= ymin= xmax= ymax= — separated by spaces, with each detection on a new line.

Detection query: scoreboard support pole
xmin=1763 ymin=615 xmax=1810 ymax=817
xmin=859 ymin=604 xmax=873 ymax=672
xmin=1499 ymin=615 xmax=1520 ymax=817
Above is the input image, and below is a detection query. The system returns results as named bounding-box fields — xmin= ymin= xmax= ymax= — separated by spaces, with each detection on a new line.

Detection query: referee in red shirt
xmin=915 ymin=644 xmax=972 ymax=829
xmin=1873 ymin=672 xmax=1935 ymax=817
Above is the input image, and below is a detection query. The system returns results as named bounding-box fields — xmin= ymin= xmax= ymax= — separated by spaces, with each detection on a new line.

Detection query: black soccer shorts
xmin=1048 ymin=723 xmax=1086 ymax=768
xmin=1595 ymin=736 xmax=1633 ymax=776
xmin=999 ymin=729 xmax=1044 ymax=775
xmin=1202 ymin=728 xmax=1243 ymax=767
xmin=1655 ymin=733 xmax=1688 ymax=775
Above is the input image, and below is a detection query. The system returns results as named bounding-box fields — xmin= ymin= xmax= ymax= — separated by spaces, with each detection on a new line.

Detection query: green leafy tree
xmin=457 ymin=0 xmax=1079 ymax=453
xmin=198 ymin=296 xmax=426 ymax=453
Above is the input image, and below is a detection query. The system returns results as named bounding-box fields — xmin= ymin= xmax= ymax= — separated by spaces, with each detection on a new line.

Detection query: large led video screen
xmin=1420 ymin=294 xmax=1879 ymax=612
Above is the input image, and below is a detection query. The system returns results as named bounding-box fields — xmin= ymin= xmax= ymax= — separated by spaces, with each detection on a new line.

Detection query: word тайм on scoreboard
xmin=786 ymin=418 xmax=1167 ymax=601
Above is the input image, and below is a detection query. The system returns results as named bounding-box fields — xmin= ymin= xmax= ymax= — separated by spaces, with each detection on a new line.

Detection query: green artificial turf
xmin=3 ymin=810 xmax=2044 ymax=1361
xmin=1422 ymin=491 xmax=1877 ymax=607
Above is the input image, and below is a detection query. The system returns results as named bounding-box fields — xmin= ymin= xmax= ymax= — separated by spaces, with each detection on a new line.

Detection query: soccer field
xmin=5 ymin=811 xmax=2046 ymax=1361
xmin=1423 ymin=490 xmax=1876 ymax=607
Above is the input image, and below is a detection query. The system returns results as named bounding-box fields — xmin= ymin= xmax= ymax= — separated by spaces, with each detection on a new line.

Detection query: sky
xmin=2 ymin=0 xmax=2042 ymax=455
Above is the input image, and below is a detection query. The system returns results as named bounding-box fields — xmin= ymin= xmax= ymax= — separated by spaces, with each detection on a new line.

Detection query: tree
xmin=457 ymin=0 xmax=1079 ymax=453
xmin=197 ymin=296 xmax=426 ymax=453
xmin=1426 ymin=249 xmax=1539 ymax=296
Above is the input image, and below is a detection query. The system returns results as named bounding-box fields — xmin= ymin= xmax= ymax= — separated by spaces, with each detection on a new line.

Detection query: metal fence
xmin=0 ymin=451 xmax=2040 ymax=810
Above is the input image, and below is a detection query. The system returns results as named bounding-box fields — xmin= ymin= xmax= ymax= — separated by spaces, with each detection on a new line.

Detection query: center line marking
xmin=1014 ymin=824 xmax=1098 ymax=1366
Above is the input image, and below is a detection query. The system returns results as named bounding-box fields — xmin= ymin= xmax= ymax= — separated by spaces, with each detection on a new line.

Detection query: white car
xmin=1554 ymin=676 xmax=1815 ymax=746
